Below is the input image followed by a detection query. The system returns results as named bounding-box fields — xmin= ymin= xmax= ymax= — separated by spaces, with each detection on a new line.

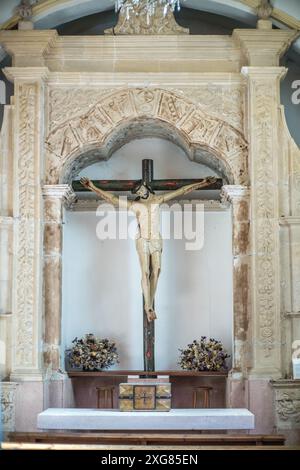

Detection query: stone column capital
xmin=42 ymin=184 xmax=76 ymax=208
xmin=0 ymin=30 xmax=58 ymax=67
xmin=232 ymin=29 xmax=299 ymax=66
xmin=221 ymin=185 xmax=250 ymax=205
xmin=0 ymin=216 xmax=14 ymax=226
xmin=241 ymin=66 xmax=287 ymax=82
xmin=3 ymin=66 xmax=49 ymax=83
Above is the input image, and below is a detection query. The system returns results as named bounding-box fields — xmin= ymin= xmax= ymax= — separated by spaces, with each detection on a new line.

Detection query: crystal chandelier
xmin=115 ymin=0 xmax=182 ymax=22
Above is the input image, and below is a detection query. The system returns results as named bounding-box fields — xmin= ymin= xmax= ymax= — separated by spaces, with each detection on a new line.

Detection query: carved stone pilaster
xmin=242 ymin=67 xmax=286 ymax=378
xmin=221 ymin=185 xmax=250 ymax=377
xmin=10 ymin=70 xmax=48 ymax=382
xmin=42 ymin=185 xmax=76 ymax=371
xmin=0 ymin=382 xmax=18 ymax=432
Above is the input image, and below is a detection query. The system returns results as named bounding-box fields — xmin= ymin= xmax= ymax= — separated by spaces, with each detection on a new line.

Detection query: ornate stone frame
xmin=0 ymin=27 xmax=299 ymax=436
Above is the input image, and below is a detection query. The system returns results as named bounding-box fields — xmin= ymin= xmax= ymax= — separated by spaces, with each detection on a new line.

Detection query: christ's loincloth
xmin=136 ymin=236 xmax=162 ymax=255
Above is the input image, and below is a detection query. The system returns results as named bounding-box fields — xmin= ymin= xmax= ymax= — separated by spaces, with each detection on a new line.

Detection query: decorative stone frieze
xmin=45 ymin=88 xmax=248 ymax=185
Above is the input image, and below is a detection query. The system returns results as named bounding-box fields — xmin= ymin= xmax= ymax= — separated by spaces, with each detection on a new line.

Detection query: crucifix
xmin=74 ymin=159 xmax=222 ymax=372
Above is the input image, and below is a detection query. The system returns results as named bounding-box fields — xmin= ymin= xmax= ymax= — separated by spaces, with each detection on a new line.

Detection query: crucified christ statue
xmin=80 ymin=175 xmax=216 ymax=322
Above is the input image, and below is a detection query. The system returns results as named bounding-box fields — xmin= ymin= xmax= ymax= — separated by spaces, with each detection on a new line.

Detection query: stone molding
xmin=233 ymin=29 xmax=299 ymax=66
xmin=0 ymin=30 xmax=58 ymax=67
xmin=0 ymin=23 xmax=297 ymax=72
xmin=280 ymin=217 xmax=300 ymax=226
xmin=0 ymin=216 xmax=14 ymax=225
xmin=221 ymin=185 xmax=250 ymax=204
xmin=1 ymin=32 xmax=241 ymax=72
xmin=42 ymin=184 xmax=76 ymax=209
xmin=4 ymin=66 xmax=49 ymax=83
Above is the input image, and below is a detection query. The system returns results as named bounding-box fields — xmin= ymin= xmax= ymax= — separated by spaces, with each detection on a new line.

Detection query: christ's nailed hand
xmin=80 ymin=177 xmax=90 ymax=188
xmin=206 ymin=176 xmax=217 ymax=185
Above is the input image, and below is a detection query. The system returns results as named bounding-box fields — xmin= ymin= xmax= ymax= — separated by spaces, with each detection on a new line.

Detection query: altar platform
xmin=37 ymin=408 xmax=254 ymax=431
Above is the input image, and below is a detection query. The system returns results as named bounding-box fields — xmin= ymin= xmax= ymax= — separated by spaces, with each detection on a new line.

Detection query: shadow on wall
xmin=0 ymin=55 xmax=13 ymax=128
xmin=281 ymin=53 xmax=300 ymax=146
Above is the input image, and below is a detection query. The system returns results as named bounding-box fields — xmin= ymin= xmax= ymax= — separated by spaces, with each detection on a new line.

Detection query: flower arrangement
xmin=178 ymin=336 xmax=230 ymax=371
xmin=66 ymin=334 xmax=119 ymax=371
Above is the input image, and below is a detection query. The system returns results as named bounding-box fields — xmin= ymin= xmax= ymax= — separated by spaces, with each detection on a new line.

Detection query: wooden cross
xmin=73 ymin=160 xmax=222 ymax=193
xmin=137 ymin=390 xmax=153 ymax=405
xmin=73 ymin=160 xmax=222 ymax=373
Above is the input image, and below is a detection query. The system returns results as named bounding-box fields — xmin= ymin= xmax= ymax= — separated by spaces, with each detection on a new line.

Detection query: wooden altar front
xmin=67 ymin=370 xmax=228 ymax=409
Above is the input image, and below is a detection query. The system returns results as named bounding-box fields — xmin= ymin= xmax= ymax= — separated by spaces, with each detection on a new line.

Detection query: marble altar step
xmin=37 ymin=408 xmax=255 ymax=431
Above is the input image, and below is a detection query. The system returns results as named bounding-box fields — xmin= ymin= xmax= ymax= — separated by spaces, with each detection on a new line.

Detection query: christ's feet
xmin=146 ymin=308 xmax=157 ymax=322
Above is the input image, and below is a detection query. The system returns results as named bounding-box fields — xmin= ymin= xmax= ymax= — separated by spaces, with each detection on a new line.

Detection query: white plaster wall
xmin=62 ymin=138 xmax=233 ymax=369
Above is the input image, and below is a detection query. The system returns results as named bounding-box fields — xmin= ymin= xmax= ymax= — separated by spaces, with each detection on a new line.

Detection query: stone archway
xmin=42 ymin=88 xmax=250 ymax=376
xmin=45 ymin=88 xmax=248 ymax=185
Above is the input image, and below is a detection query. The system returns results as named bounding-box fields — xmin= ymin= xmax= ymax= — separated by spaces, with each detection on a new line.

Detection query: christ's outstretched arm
xmin=157 ymin=177 xmax=217 ymax=203
xmin=80 ymin=177 xmax=131 ymax=209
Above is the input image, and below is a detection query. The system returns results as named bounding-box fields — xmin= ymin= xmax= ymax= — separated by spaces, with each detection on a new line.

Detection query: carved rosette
xmin=45 ymin=88 xmax=248 ymax=185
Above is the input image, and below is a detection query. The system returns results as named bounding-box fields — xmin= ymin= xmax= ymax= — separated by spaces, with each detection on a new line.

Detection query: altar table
xmin=38 ymin=408 xmax=254 ymax=431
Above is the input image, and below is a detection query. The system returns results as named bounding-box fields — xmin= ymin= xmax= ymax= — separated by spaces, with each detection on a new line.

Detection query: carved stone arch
xmin=45 ymin=88 xmax=248 ymax=185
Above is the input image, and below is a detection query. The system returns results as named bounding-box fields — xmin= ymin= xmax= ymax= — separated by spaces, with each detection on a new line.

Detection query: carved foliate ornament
xmin=45 ymin=88 xmax=248 ymax=185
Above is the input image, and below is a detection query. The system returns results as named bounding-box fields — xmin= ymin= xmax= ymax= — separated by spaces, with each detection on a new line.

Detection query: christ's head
xmin=132 ymin=181 xmax=154 ymax=200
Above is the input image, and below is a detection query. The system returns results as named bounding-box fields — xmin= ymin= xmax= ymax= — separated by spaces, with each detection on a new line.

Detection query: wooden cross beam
xmin=72 ymin=160 xmax=222 ymax=193
xmin=73 ymin=160 xmax=222 ymax=374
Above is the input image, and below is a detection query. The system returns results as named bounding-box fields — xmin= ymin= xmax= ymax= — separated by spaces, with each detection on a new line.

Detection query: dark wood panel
xmin=7 ymin=432 xmax=285 ymax=446
xmin=72 ymin=178 xmax=223 ymax=192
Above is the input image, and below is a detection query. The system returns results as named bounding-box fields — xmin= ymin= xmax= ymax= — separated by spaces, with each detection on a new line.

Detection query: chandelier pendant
xmin=115 ymin=0 xmax=182 ymax=24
